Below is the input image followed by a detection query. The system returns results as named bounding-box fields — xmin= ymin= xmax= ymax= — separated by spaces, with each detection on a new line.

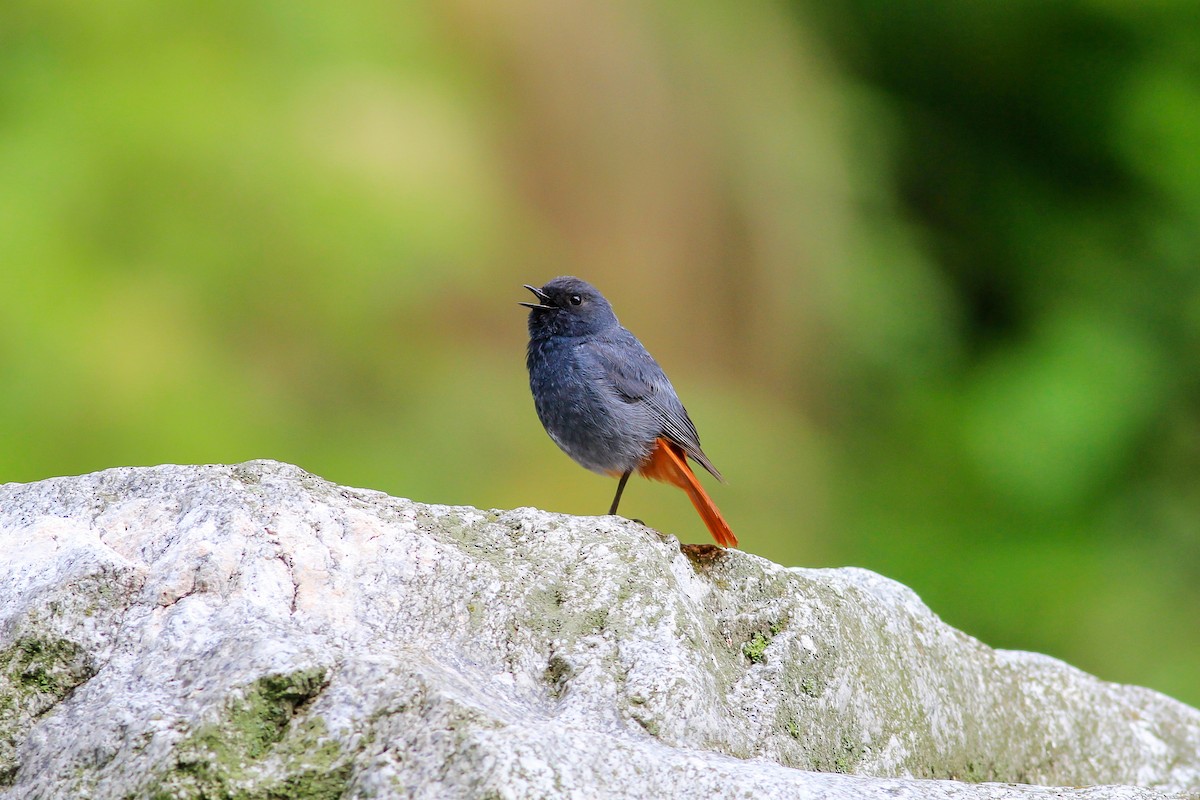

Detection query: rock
xmin=0 ymin=461 xmax=1197 ymax=800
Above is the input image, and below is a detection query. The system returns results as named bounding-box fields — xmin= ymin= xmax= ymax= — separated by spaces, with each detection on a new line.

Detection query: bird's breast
xmin=526 ymin=337 xmax=657 ymax=473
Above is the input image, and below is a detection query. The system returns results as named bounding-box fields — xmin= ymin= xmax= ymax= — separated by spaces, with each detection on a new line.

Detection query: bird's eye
xmin=569 ymin=294 xmax=583 ymax=306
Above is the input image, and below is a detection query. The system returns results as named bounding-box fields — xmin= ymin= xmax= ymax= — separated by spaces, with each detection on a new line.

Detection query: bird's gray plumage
xmin=523 ymin=276 xmax=722 ymax=480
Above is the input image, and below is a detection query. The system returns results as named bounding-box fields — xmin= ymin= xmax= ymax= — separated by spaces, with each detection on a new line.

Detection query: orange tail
xmin=637 ymin=438 xmax=738 ymax=548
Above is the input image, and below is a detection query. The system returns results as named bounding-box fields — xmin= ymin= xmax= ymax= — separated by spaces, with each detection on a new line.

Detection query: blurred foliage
xmin=1 ymin=0 xmax=1196 ymax=706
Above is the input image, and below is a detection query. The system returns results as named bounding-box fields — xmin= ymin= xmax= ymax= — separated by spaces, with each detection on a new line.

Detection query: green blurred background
xmin=2 ymin=1 xmax=1198 ymax=706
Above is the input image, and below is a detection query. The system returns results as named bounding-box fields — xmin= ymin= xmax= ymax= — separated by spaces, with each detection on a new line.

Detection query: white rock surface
xmin=0 ymin=461 xmax=1197 ymax=799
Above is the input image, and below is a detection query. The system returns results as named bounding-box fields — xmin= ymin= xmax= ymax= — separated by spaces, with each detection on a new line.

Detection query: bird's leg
xmin=608 ymin=470 xmax=632 ymax=516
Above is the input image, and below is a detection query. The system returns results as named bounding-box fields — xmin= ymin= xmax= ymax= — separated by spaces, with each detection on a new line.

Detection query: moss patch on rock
xmin=144 ymin=668 xmax=351 ymax=800
xmin=0 ymin=636 xmax=93 ymax=699
xmin=742 ymin=632 xmax=771 ymax=665
xmin=0 ymin=635 xmax=96 ymax=787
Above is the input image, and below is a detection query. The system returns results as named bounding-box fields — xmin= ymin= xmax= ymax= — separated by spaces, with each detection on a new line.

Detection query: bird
xmin=521 ymin=276 xmax=737 ymax=548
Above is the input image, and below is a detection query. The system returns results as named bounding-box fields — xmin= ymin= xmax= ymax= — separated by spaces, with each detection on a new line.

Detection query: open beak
xmin=518 ymin=284 xmax=555 ymax=310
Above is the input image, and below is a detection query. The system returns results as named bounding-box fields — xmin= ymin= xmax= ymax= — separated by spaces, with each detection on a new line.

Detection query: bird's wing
xmin=582 ymin=330 xmax=724 ymax=482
